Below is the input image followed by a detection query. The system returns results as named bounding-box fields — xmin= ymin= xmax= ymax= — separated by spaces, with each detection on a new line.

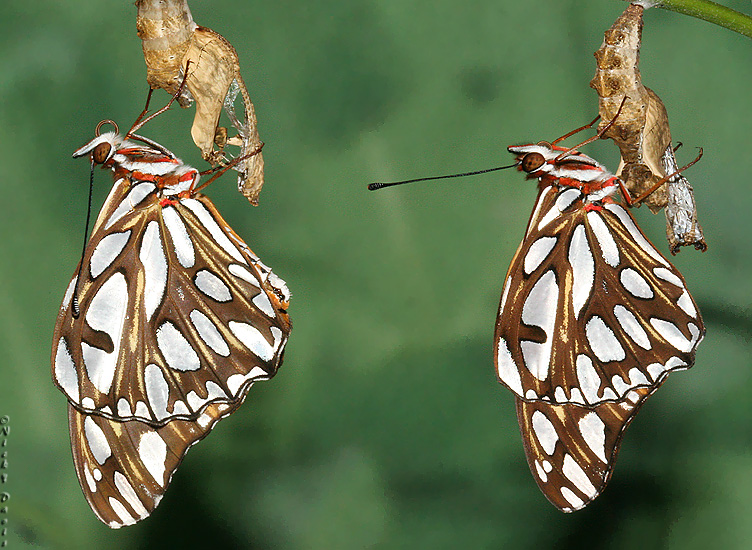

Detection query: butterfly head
xmin=73 ymin=120 xmax=123 ymax=166
xmin=507 ymin=142 xmax=560 ymax=177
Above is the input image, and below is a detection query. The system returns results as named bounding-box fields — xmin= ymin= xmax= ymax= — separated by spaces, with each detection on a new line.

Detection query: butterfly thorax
xmin=74 ymin=131 xmax=200 ymax=198
xmin=509 ymin=142 xmax=621 ymax=207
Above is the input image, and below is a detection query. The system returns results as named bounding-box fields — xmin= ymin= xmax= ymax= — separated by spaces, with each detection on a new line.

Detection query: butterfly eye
xmin=92 ymin=142 xmax=112 ymax=165
xmin=521 ymin=152 xmax=545 ymax=173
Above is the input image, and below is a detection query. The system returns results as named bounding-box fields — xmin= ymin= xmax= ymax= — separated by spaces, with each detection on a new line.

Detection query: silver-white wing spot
xmin=113 ymin=471 xmax=148 ymax=519
xmin=497 ymin=338 xmax=523 ymax=396
xmin=537 ymin=188 xmax=581 ymax=232
xmin=90 ymin=231 xmax=130 ymax=278
xmin=587 ymin=211 xmax=619 ymax=267
xmin=619 ymin=268 xmax=653 ymax=299
xmin=83 ymin=467 xmax=97 ymax=493
xmin=535 ymin=461 xmax=548 ymax=482
xmin=229 ymin=323 xmax=281 ymax=362
xmin=677 ymin=291 xmax=697 ymax=318
xmin=585 ymin=316 xmax=626 ymax=362
xmin=646 ymin=356 xmax=687 ymax=381
xmin=611 ymin=374 xmax=630 ymax=397
xmin=83 ymin=272 xmax=128 ymax=394
xmin=144 ymin=363 xmax=170 ymax=420
xmin=531 ymin=410 xmax=558 ymax=455
xmin=649 ymin=319 xmax=694 ymax=353
xmin=520 ymin=271 xmax=558 ymax=381
xmin=134 ymin=401 xmax=150 ymax=418
xmin=205 ymin=381 xmax=227 ymax=401
xmin=689 ymin=323 xmax=702 ymax=345
xmin=83 ymin=416 xmax=112 ymax=465
xmin=186 ymin=391 xmax=203 ymax=410
xmin=162 ymin=206 xmax=195 ymax=268
xmin=524 ymin=236 xmax=557 ymax=275
xmin=499 ymin=276 xmax=512 ymax=313
xmin=568 ymin=224 xmax=594 ymax=318
xmin=194 ymin=270 xmax=232 ymax=302
xmin=562 ymin=454 xmax=597 ymax=497
xmin=576 ymin=354 xmax=601 ymax=404
xmin=108 ymin=497 xmax=137 ymax=528
xmin=653 ymin=267 xmax=684 ymax=288
xmin=525 ymin=185 xmax=552 ymax=238
xmin=578 ymin=412 xmax=607 ymax=463
xmin=182 ymin=199 xmax=245 ymax=263
xmin=613 ymin=304 xmax=651 ymax=350
xmin=117 ymin=398 xmax=132 ymax=417
xmin=627 ymin=367 xmax=649 ymax=387
xmin=105 ymin=181 xmax=155 ymax=230
xmin=138 ymin=431 xmax=168 ymax=487
xmin=606 ymin=203 xmax=669 ymax=267
xmin=156 ymin=321 xmax=201 ymax=371
xmin=54 ymin=338 xmax=79 ymax=401
xmin=197 ymin=412 xmax=213 ymax=429
xmin=569 ymin=388 xmax=585 ymax=405
xmin=253 ymin=291 xmax=276 ymax=318
xmin=140 ymin=221 xmax=168 ymax=321
xmin=228 ymin=264 xmax=260 ymax=287
xmin=226 ymin=374 xmax=255 ymax=395
xmin=189 ymin=310 xmax=230 ymax=356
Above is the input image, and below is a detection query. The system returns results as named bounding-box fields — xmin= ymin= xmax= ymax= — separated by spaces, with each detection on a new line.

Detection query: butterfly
xmin=496 ymin=139 xmax=704 ymax=511
xmin=51 ymin=112 xmax=291 ymax=527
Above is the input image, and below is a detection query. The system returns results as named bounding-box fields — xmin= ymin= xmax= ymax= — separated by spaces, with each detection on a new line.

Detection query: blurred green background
xmin=1 ymin=0 xmax=751 ymax=548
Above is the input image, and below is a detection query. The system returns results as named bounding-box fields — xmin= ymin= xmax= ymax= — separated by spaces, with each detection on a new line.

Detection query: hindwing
xmin=52 ymin=173 xmax=291 ymax=426
xmin=68 ymin=398 xmax=241 ymax=528
xmin=514 ymin=386 xmax=652 ymax=512
xmin=494 ymin=185 xmax=704 ymax=407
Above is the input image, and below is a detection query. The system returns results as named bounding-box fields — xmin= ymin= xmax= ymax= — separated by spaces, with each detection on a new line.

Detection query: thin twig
xmin=633 ymin=0 xmax=752 ymax=38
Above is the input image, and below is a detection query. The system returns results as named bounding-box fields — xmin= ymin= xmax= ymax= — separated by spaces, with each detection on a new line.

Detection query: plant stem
xmin=648 ymin=0 xmax=752 ymax=38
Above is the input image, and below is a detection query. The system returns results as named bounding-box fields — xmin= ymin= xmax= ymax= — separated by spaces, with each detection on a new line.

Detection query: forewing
xmin=68 ymin=398 xmax=240 ymax=528
xmin=495 ymin=187 xmax=704 ymax=406
xmin=52 ymin=177 xmax=291 ymax=426
xmin=515 ymin=386 xmax=651 ymax=512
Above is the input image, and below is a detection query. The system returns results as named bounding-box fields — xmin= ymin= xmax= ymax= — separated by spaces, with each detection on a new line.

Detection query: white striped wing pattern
xmin=52 ymin=130 xmax=291 ymax=527
xmin=515 ymin=386 xmax=652 ymax=512
xmin=496 ymin=142 xmax=704 ymax=511
xmin=68 ymin=399 xmax=240 ymax=528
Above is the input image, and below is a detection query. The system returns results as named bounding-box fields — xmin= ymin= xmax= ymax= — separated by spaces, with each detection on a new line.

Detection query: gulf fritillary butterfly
xmin=497 ymin=140 xmax=704 ymax=511
xmin=52 ymin=106 xmax=291 ymax=527
xmin=367 ymin=117 xmax=704 ymax=512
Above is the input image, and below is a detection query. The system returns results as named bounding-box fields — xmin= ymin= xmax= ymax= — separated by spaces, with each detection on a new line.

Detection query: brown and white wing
xmin=514 ymin=386 xmax=652 ymax=512
xmin=494 ymin=186 xmax=703 ymax=406
xmin=52 ymin=178 xmax=291 ymax=426
xmin=68 ymin=399 xmax=240 ymax=528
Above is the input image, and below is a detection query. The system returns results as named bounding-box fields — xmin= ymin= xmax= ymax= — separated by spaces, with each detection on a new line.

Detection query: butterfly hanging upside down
xmin=367 ymin=112 xmax=705 ymax=512
xmin=51 ymin=103 xmax=291 ymax=527
xmin=497 ymin=137 xmax=704 ymax=511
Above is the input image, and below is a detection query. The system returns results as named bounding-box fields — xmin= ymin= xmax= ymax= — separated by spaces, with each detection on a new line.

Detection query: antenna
xmin=367 ymin=163 xmax=518 ymax=191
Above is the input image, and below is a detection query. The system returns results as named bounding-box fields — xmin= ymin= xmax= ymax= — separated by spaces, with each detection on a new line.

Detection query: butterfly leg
xmin=619 ymin=148 xmax=703 ymax=206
